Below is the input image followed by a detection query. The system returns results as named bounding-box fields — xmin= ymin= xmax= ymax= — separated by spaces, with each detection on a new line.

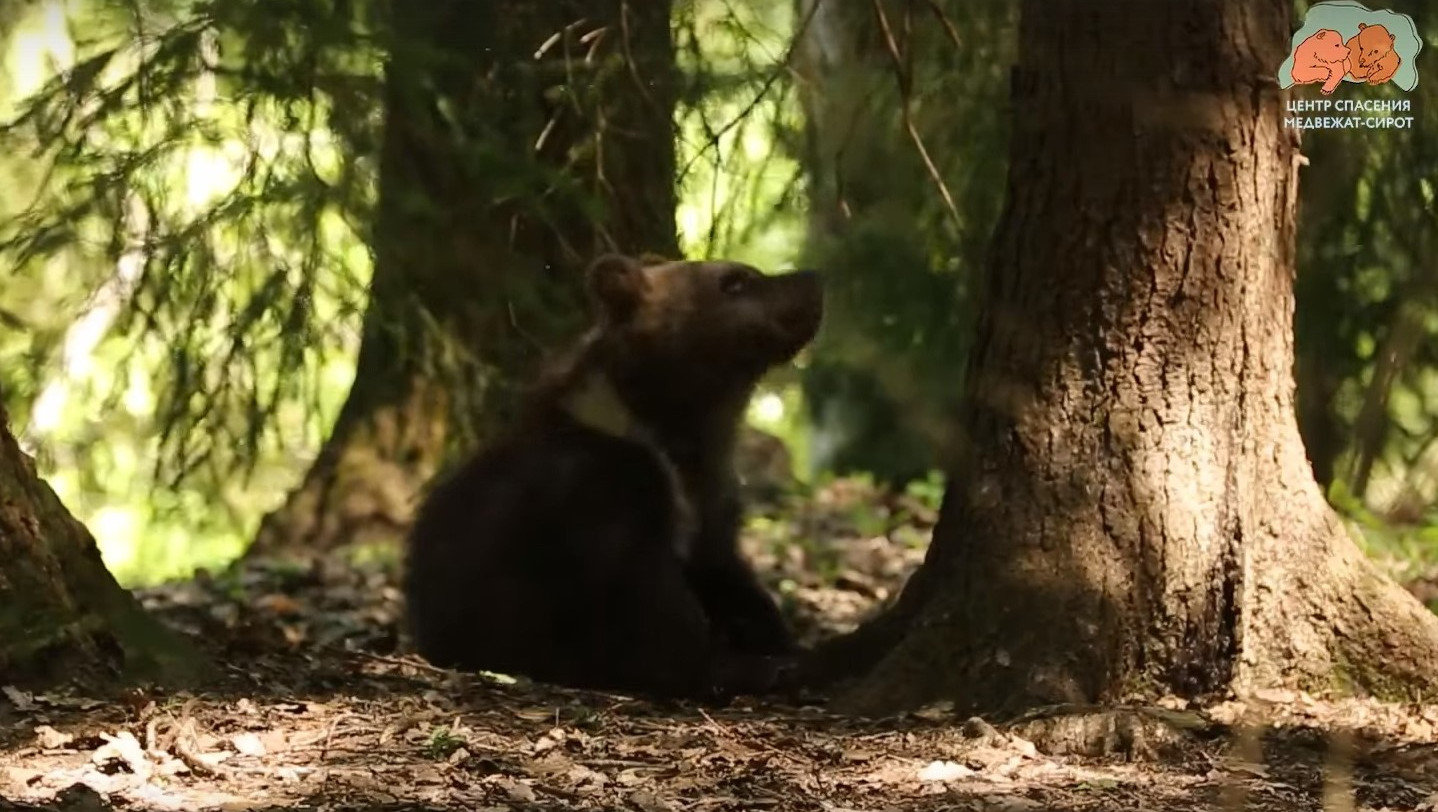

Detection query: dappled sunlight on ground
xmin=1 ymin=477 xmax=1437 ymax=810
xmin=3 ymin=656 xmax=1437 ymax=810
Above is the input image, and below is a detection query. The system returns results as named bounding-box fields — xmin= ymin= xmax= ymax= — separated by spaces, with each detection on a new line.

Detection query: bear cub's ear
xmin=586 ymin=253 xmax=647 ymax=323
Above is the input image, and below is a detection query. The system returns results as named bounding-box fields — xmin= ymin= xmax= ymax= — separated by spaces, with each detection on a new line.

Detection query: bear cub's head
xmin=1307 ymin=29 xmax=1350 ymax=64
xmin=584 ymin=254 xmax=824 ymax=399
xmin=1350 ymin=22 xmax=1395 ymax=71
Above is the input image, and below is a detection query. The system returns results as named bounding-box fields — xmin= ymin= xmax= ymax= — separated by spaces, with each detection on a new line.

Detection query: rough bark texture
xmin=251 ymin=0 xmax=680 ymax=555
xmin=829 ymin=0 xmax=1438 ymax=718
xmin=0 ymin=404 xmax=205 ymax=688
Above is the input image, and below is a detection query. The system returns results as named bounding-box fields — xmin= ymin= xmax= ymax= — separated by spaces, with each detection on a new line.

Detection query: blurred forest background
xmin=0 ymin=0 xmax=1434 ymax=614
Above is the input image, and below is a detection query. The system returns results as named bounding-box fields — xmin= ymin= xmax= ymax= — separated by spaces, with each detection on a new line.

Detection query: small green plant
xmin=345 ymin=539 xmax=404 ymax=571
xmin=425 ymin=726 xmax=467 ymax=759
xmin=1328 ymin=479 xmax=1438 ymax=605
xmin=904 ymin=470 xmax=946 ymax=513
xmin=890 ymin=523 xmax=930 ymax=550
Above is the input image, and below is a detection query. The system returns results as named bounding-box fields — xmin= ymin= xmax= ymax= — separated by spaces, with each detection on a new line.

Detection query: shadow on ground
xmin=3 ymin=478 xmax=1436 ymax=811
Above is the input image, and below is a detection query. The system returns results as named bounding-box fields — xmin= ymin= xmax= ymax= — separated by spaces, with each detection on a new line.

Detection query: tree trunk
xmin=250 ymin=0 xmax=679 ymax=556
xmin=821 ymin=0 xmax=1438 ymax=718
xmin=0 ymin=403 xmax=206 ymax=687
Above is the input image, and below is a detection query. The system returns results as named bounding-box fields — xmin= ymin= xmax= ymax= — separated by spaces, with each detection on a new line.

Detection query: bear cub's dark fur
xmin=402 ymin=253 xmax=823 ymax=701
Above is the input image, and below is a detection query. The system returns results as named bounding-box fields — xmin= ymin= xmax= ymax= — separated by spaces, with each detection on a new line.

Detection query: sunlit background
xmin=1 ymin=0 xmax=1435 ymax=611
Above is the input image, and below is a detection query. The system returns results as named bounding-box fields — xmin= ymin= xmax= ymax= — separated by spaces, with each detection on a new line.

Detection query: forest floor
xmin=2 ymin=477 xmax=1438 ymax=812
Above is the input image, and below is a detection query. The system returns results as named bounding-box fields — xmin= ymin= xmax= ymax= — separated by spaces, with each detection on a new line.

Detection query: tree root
xmin=1002 ymin=704 xmax=1222 ymax=759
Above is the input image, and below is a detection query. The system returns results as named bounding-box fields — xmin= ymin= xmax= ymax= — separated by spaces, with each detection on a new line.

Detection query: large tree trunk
xmin=250 ymin=0 xmax=679 ymax=555
xmin=818 ymin=0 xmax=1438 ymax=718
xmin=0 ymin=402 xmax=205 ymax=687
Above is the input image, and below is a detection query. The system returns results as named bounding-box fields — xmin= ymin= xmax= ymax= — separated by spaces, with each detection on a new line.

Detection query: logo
xmin=1278 ymin=2 xmax=1421 ymax=130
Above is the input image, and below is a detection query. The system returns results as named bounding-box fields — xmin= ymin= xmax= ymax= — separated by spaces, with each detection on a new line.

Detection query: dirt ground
xmin=3 ymin=478 xmax=1437 ymax=812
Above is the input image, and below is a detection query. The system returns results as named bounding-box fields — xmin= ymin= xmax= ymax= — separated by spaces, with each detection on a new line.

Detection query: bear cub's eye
xmin=719 ymin=268 xmax=757 ymax=296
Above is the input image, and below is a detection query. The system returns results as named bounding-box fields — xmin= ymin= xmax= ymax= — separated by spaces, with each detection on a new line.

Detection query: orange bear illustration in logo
xmin=1345 ymin=22 xmax=1401 ymax=84
xmin=1290 ymin=28 xmax=1351 ymax=94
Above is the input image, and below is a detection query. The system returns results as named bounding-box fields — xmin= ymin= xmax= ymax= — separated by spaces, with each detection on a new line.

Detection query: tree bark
xmin=822 ymin=0 xmax=1438 ymax=718
xmin=250 ymin=0 xmax=679 ymax=556
xmin=0 ymin=402 xmax=206 ymax=688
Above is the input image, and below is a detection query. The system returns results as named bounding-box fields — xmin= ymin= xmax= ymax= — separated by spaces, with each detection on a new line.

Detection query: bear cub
xmin=1345 ymin=22 xmax=1400 ymax=85
xmin=402 ymin=253 xmax=824 ymax=702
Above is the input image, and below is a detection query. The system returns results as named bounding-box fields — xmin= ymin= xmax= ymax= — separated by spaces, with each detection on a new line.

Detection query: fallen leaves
xmin=4 ymin=657 xmax=1438 ymax=812
xmin=0 ymin=476 xmax=1435 ymax=811
xmin=33 ymin=725 xmax=72 ymax=750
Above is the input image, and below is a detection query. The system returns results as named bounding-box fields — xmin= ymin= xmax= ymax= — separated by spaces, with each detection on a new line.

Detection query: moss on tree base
xmin=0 ymin=405 xmax=208 ymax=690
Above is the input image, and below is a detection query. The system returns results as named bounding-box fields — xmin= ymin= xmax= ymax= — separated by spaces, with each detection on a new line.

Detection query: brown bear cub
xmin=402 ymin=253 xmax=823 ymax=702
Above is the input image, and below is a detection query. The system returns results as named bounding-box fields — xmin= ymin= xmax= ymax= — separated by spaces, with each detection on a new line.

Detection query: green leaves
xmin=0 ymin=0 xmax=377 ymax=507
